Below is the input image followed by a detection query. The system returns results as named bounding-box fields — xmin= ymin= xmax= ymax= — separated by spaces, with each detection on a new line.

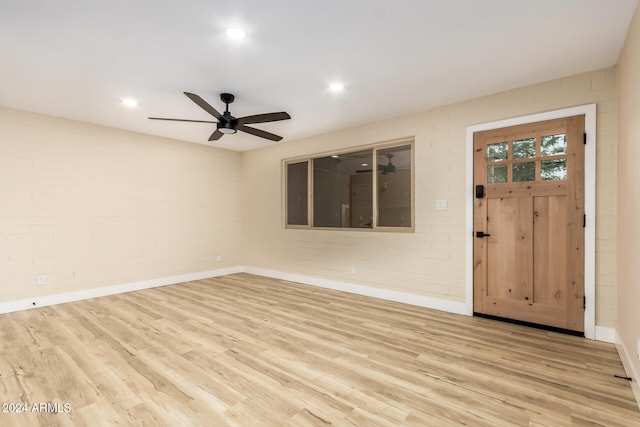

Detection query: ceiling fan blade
xmin=209 ymin=129 xmax=224 ymax=141
xmin=238 ymin=125 xmax=283 ymax=142
xmin=148 ymin=117 xmax=217 ymax=124
xmin=184 ymin=92 xmax=222 ymax=119
xmin=237 ymin=112 xmax=291 ymax=125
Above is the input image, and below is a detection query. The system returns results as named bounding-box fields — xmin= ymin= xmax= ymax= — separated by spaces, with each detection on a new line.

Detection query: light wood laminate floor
xmin=0 ymin=273 xmax=638 ymax=426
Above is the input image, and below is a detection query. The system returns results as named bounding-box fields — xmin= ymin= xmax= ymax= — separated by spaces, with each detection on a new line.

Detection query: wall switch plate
xmin=216 ymin=255 xmax=222 ymax=263
xmin=435 ymin=199 xmax=448 ymax=211
xmin=351 ymin=265 xmax=357 ymax=275
xmin=36 ymin=275 xmax=46 ymax=286
xmin=637 ymin=338 xmax=640 ymax=361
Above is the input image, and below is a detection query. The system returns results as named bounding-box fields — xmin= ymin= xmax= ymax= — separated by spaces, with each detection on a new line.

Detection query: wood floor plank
xmin=0 ymin=273 xmax=638 ymax=426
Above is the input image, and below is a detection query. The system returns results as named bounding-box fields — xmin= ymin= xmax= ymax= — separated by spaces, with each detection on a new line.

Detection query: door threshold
xmin=474 ymin=312 xmax=584 ymax=337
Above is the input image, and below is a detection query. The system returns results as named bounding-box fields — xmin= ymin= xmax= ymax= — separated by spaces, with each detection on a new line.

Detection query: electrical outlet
xmin=36 ymin=275 xmax=46 ymax=286
xmin=637 ymin=338 xmax=640 ymax=361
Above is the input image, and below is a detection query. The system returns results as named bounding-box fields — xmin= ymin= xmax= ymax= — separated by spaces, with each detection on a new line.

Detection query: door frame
xmin=465 ymin=104 xmax=596 ymax=339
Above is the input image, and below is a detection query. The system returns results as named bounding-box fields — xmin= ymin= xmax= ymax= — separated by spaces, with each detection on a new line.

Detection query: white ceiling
xmin=0 ymin=0 xmax=637 ymax=151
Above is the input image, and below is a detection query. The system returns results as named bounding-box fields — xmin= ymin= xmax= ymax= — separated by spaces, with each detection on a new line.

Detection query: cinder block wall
xmin=0 ymin=67 xmax=618 ymax=329
xmin=0 ymin=109 xmax=244 ymax=301
xmin=616 ymin=2 xmax=640 ymax=400
xmin=242 ymin=67 xmax=618 ymax=327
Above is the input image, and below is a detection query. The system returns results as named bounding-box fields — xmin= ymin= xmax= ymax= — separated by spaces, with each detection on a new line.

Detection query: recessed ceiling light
xmin=331 ymin=155 xmax=340 ymax=158
xmin=121 ymin=98 xmax=139 ymax=108
xmin=361 ymin=163 xmax=368 ymax=167
xmin=225 ymin=28 xmax=247 ymax=40
xmin=329 ymin=82 xmax=345 ymax=92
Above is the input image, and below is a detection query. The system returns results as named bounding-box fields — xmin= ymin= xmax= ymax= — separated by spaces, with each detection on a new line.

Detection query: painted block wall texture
xmin=243 ymin=67 xmax=618 ymax=327
xmin=617 ymin=1 xmax=640 ymax=391
xmin=0 ymin=108 xmax=244 ymax=301
xmin=0 ymin=67 xmax=619 ymax=328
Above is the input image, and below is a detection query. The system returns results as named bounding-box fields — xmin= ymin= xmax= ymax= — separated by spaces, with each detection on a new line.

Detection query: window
xmin=377 ymin=145 xmax=412 ymax=227
xmin=314 ymin=149 xmax=373 ymax=228
xmin=285 ymin=139 xmax=413 ymax=231
xmin=486 ymin=133 xmax=568 ymax=184
xmin=286 ymin=161 xmax=308 ymax=225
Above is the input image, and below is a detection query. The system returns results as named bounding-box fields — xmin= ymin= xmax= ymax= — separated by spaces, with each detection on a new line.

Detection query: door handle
xmin=476 ymin=231 xmax=491 ymax=238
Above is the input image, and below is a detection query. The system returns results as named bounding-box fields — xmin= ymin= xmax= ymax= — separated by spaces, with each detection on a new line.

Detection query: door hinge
xmin=583 ymin=214 xmax=586 ymax=228
xmin=583 ymin=133 xmax=587 ymax=145
xmin=583 ymin=296 xmax=586 ymax=309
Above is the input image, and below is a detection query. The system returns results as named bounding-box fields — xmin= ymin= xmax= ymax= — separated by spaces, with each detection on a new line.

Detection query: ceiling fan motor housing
xmin=218 ymin=113 xmax=238 ymax=134
xmin=218 ymin=93 xmax=238 ymax=133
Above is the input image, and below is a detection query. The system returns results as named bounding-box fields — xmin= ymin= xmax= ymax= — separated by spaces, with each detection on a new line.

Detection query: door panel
xmin=486 ymin=196 xmax=533 ymax=302
xmin=533 ymin=195 xmax=567 ymax=306
xmin=473 ymin=115 xmax=585 ymax=332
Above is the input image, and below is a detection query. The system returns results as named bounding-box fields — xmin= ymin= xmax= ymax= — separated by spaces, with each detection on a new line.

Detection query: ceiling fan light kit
xmin=217 ymin=122 xmax=237 ymax=134
xmin=149 ymin=92 xmax=291 ymax=143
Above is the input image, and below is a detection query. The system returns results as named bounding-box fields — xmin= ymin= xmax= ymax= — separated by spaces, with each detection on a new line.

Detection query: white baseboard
xmin=0 ymin=266 xmax=635 ymax=408
xmin=0 ymin=266 xmax=244 ymax=315
xmin=595 ymin=326 xmax=616 ymax=343
xmin=244 ymin=266 xmax=469 ymax=315
xmin=615 ymin=332 xmax=640 ymax=410
xmin=0 ymin=266 xmax=618 ymax=347
xmin=0 ymin=266 xmax=470 ymax=317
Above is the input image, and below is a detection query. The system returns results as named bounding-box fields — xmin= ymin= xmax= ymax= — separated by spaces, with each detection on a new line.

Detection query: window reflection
xmin=286 ymin=161 xmax=308 ymax=225
xmin=377 ymin=145 xmax=412 ymax=227
xmin=313 ymin=150 xmax=373 ymax=228
xmin=286 ymin=141 xmax=414 ymax=230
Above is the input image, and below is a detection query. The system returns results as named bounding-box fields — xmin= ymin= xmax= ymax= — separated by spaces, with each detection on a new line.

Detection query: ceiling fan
xmin=149 ymin=92 xmax=291 ymax=142
xmin=356 ymin=154 xmax=397 ymax=174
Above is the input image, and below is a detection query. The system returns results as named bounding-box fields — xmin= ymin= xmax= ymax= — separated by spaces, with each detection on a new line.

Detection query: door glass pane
xmin=313 ymin=150 xmax=373 ymax=228
xmin=513 ymin=162 xmax=535 ymax=182
xmin=541 ymin=159 xmax=567 ymax=180
xmin=286 ymin=161 xmax=308 ymax=225
xmin=487 ymin=165 xmax=507 ymax=183
xmin=541 ymin=134 xmax=567 ymax=156
xmin=377 ymin=145 xmax=411 ymax=227
xmin=512 ymin=138 xmax=536 ymax=159
xmin=487 ymin=142 xmax=508 ymax=162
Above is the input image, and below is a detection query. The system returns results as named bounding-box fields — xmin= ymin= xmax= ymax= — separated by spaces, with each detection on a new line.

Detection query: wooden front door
xmin=473 ymin=115 xmax=585 ymax=333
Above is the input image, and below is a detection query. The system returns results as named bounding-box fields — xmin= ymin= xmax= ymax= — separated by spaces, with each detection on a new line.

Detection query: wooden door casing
xmin=473 ymin=115 xmax=585 ymax=332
